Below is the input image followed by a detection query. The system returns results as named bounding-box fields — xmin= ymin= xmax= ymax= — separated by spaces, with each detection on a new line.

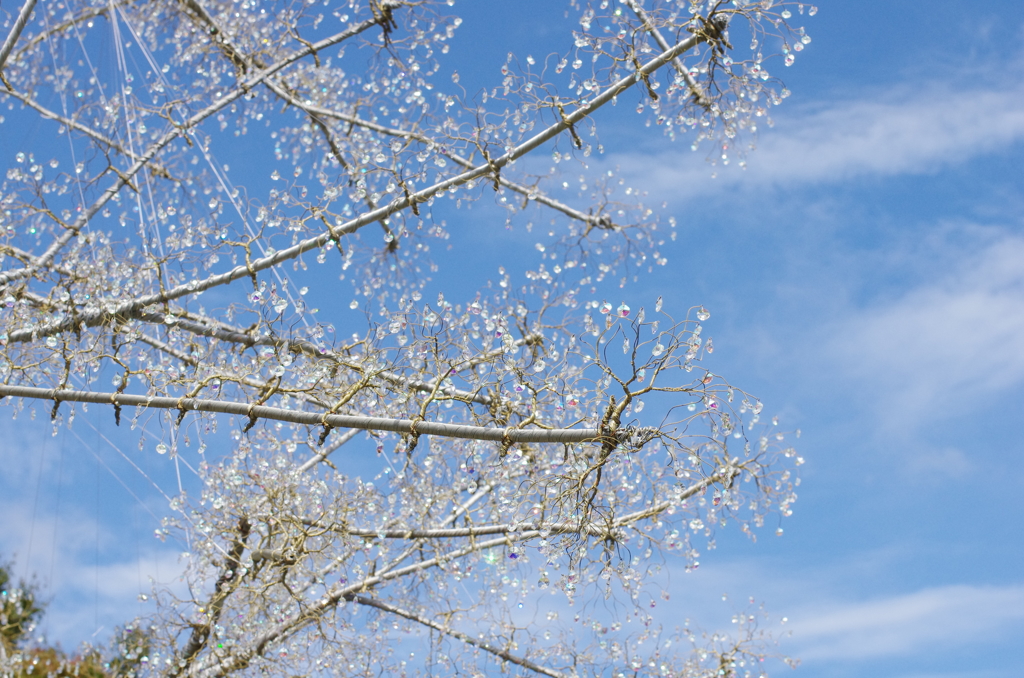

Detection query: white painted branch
xmin=613 ymin=471 xmax=728 ymax=525
xmin=624 ymin=0 xmax=712 ymax=107
xmin=349 ymin=594 xmax=568 ymax=678
xmin=305 ymin=474 xmax=723 ymax=540
xmin=4 ymin=29 xmax=705 ymax=340
xmin=14 ymin=293 xmax=526 ymax=409
xmin=0 ymin=0 xmax=37 ymax=72
xmin=132 ymin=307 xmax=531 ymax=407
xmin=265 ymin=81 xmax=614 ymax=230
xmin=0 ymin=384 xmax=605 ymax=444
xmin=303 ymin=520 xmax=608 ymax=540
xmin=296 ymin=427 xmax=360 ymax=472
xmin=0 ymin=17 xmax=384 ymax=289
xmin=190 ymin=473 xmax=717 ymax=678
xmin=0 ymin=87 xmax=143 ymax=161
xmin=6 ymin=2 xmax=117 ymax=62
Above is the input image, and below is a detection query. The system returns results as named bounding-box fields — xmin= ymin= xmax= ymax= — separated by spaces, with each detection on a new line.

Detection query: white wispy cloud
xmin=827 ymin=234 xmax=1024 ymax=429
xmin=787 ymin=583 xmax=1024 ymax=661
xmin=0 ymin=469 xmax=183 ymax=649
xmin=608 ymin=78 xmax=1024 ymax=195
xmin=662 ymin=558 xmax=1024 ymax=666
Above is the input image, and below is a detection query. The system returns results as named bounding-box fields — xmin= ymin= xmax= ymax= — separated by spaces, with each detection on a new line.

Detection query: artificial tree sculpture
xmin=0 ymin=1 xmax=809 ymax=675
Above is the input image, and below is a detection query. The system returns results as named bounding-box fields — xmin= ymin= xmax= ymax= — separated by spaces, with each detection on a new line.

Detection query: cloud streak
xmin=610 ymin=79 xmax=1024 ymax=195
xmin=788 ymin=583 xmax=1024 ymax=661
xmin=0 ymin=483 xmax=182 ymax=649
xmin=827 ymin=234 xmax=1024 ymax=428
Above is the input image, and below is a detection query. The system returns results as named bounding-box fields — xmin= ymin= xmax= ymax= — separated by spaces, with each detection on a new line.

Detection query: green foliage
xmin=0 ymin=558 xmax=44 ymax=653
xmin=1 ymin=558 xmax=151 ymax=678
xmin=9 ymin=647 xmax=108 ymax=678
xmin=106 ymin=626 xmax=152 ymax=678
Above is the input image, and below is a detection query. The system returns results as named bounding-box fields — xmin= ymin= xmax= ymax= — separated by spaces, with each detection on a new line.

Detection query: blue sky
xmin=2 ymin=1 xmax=1024 ymax=677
